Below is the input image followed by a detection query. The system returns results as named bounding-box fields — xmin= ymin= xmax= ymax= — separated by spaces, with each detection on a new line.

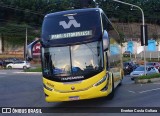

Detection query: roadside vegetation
xmin=137 ymin=73 xmax=160 ymax=80
xmin=24 ymin=67 xmax=42 ymax=72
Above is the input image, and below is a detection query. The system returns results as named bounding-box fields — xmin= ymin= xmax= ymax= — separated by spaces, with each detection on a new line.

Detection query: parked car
xmin=6 ymin=61 xmax=30 ymax=69
xmin=123 ymin=51 xmax=132 ymax=57
xmin=123 ymin=61 xmax=138 ymax=75
xmin=130 ymin=66 xmax=159 ymax=80
xmin=3 ymin=58 xmax=21 ymax=67
xmin=146 ymin=62 xmax=160 ymax=72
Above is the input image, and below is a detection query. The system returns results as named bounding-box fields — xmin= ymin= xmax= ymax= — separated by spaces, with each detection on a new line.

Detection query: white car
xmin=6 ymin=61 xmax=30 ymax=69
xmin=130 ymin=66 xmax=159 ymax=80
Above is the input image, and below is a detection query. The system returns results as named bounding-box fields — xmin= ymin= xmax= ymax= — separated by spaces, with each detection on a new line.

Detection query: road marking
xmin=128 ymin=90 xmax=136 ymax=94
xmin=0 ymin=72 xmax=7 ymax=75
xmin=139 ymin=88 xmax=160 ymax=94
xmin=13 ymin=72 xmax=42 ymax=74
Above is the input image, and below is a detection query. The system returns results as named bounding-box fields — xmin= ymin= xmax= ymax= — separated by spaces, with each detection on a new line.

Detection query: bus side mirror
xmin=27 ymin=39 xmax=40 ymax=61
xmin=103 ymin=30 xmax=109 ymax=51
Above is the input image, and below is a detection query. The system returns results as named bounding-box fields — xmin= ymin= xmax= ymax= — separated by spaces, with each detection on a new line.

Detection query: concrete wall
xmin=122 ymin=40 xmax=159 ymax=55
xmin=122 ymin=41 xmax=141 ymax=54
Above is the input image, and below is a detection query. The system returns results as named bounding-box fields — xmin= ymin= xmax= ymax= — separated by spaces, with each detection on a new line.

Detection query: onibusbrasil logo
xmin=59 ymin=16 xmax=81 ymax=29
xmin=1 ymin=108 xmax=42 ymax=114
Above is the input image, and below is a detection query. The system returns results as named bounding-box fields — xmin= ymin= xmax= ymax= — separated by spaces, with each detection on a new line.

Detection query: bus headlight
xmin=93 ymin=76 xmax=107 ymax=87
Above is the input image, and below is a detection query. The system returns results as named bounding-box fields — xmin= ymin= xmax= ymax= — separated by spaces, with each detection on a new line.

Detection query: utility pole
xmin=25 ymin=27 xmax=28 ymax=61
xmin=0 ymin=34 xmax=2 ymax=54
xmin=113 ymin=0 xmax=147 ymax=75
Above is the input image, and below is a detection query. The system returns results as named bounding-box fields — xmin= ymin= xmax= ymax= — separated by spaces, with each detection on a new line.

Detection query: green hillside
xmin=0 ymin=0 xmax=160 ymax=46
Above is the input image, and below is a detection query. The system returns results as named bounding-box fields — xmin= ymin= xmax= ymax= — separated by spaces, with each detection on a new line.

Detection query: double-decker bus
xmin=27 ymin=8 xmax=123 ymax=102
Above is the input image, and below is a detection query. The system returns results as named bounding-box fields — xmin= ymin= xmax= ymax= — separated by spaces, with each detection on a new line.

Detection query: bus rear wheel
xmin=119 ymin=76 xmax=123 ymax=86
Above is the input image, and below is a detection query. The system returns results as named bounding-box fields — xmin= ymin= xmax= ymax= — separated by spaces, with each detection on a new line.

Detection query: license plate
xmin=69 ymin=96 xmax=79 ymax=101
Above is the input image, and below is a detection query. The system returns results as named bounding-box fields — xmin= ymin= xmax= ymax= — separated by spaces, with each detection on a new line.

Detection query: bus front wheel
xmin=107 ymin=76 xmax=114 ymax=100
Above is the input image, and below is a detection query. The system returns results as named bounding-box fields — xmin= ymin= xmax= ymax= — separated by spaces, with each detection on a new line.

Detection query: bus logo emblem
xmin=59 ymin=16 xmax=80 ymax=29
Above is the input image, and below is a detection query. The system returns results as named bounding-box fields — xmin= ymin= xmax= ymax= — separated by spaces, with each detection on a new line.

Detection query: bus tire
xmin=119 ymin=75 xmax=123 ymax=86
xmin=119 ymin=79 xmax=122 ymax=86
xmin=107 ymin=76 xmax=114 ymax=100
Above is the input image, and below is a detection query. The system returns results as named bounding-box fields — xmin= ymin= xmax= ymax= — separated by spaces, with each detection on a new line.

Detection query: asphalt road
xmin=0 ymin=70 xmax=160 ymax=116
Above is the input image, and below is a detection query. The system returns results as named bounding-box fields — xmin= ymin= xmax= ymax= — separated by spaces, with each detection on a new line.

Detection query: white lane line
xmin=0 ymin=72 xmax=7 ymax=75
xmin=139 ymin=88 xmax=160 ymax=94
xmin=13 ymin=72 xmax=42 ymax=74
xmin=128 ymin=90 xmax=136 ymax=94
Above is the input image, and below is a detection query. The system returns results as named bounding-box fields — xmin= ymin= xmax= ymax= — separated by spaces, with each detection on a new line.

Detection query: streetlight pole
xmin=25 ymin=27 xmax=28 ymax=61
xmin=112 ymin=0 xmax=147 ymax=75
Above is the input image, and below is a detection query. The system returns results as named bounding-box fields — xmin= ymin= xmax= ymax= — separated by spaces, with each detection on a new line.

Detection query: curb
xmin=14 ymin=72 xmax=42 ymax=74
xmin=135 ymin=78 xmax=160 ymax=84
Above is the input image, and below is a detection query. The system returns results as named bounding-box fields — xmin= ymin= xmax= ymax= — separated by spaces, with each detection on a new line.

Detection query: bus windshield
xmin=42 ymin=41 xmax=104 ymax=82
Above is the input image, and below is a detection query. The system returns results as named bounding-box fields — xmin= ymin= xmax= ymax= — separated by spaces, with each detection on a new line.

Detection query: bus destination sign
xmin=50 ymin=30 xmax=92 ymax=40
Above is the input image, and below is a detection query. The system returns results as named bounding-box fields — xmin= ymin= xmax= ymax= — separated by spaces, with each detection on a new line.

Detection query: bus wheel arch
xmin=119 ymin=69 xmax=124 ymax=86
xmin=107 ymin=73 xmax=115 ymax=100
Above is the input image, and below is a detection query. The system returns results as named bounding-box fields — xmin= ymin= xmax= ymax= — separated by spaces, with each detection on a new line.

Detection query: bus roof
xmin=45 ymin=8 xmax=102 ymax=18
xmin=42 ymin=8 xmax=103 ymax=46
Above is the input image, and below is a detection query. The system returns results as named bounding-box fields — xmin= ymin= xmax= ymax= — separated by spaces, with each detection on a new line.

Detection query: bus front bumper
xmin=44 ymin=78 xmax=112 ymax=102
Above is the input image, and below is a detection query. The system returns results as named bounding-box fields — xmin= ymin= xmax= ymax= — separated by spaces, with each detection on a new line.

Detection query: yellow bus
xmin=27 ymin=8 xmax=123 ymax=102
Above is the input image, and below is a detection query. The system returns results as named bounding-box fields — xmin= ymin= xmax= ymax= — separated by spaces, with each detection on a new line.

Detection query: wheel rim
xmin=8 ymin=66 xmax=12 ymax=69
xmin=23 ymin=66 xmax=27 ymax=69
